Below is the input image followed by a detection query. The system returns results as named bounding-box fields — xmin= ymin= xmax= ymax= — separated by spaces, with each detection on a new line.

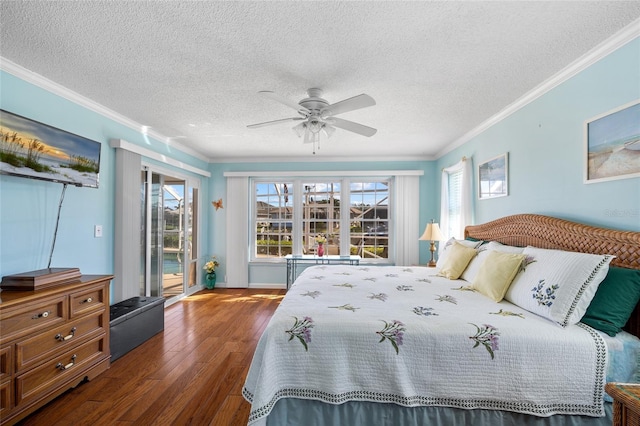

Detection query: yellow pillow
xmin=437 ymin=242 xmax=478 ymax=279
xmin=472 ymin=251 xmax=526 ymax=302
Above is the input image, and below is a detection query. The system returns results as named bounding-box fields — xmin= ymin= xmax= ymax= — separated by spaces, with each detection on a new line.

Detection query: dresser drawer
xmin=0 ymin=346 xmax=11 ymax=382
xmin=0 ymin=379 xmax=12 ymax=417
xmin=15 ymin=335 xmax=108 ymax=406
xmin=0 ymin=296 xmax=67 ymax=344
xmin=70 ymin=284 xmax=106 ymax=318
xmin=15 ymin=312 xmax=106 ymax=373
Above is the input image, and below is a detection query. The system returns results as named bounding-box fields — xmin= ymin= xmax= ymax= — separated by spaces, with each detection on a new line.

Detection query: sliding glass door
xmin=140 ymin=166 xmax=200 ymax=301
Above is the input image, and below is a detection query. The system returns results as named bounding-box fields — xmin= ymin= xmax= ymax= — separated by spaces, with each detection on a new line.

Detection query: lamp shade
xmin=420 ymin=222 xmax=444 ymax=241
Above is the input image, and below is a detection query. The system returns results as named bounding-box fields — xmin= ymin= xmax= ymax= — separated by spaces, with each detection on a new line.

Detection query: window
xmin=255 ymin=182 xmax=293 ymax=257
xmin=252 ymin=178 xmax=391 ymax=261
xmin=349 ymin=181 xmax=389 ymax=259
xmin=440 ymin=158 xmax=472 ymax=240
xmin=302 ymin=181 xmax=341 ymax=255
xmin=445 ymin=169 xmax=462 ymax=238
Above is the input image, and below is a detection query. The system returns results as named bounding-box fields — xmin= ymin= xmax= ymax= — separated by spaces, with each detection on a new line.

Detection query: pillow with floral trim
xmin=436 ymin=237 xmax=482 ymax=269
xmin=504 ymin=246 xmax=614 ymax=327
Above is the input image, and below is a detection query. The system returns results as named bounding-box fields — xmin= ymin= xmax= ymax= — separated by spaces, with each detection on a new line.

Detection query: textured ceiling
xmin=1 ymin=1 xmax=639 ymax=162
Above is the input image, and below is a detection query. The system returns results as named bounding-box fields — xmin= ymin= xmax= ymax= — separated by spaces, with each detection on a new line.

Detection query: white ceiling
xmin=1 ymin=1 xmax=639 ymax=162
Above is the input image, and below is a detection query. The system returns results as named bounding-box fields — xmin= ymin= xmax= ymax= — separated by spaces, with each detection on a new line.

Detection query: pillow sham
xmin=504 ymin=246 xmax=614 ymax=327
xmin=485 ymin=241 xmax=524 ymax=254
xmin=472 ymin=251 xmax=526 ymax=302
xmin=461 ymin=241 xmax=524 ymax=283
xmin=437 ymin=242 xmax=478 ymax=280
xmin=581 ymin=267 xmax=640 ymax=336
xmin=436 ymin=237 xmax=482 ymax=268
xmin=460 ymin=245 xmax=490 ymax=283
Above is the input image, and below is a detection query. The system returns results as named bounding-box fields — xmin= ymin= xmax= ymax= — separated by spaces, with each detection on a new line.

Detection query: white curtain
xmin=112 ymin=148 xmax=142 ymax=303
xmin=225 ymin=176 xmax=249 ymax=287
xmin=394 ymin=175 xmax=420 ymax=266
xmin=440 ymin=157 xmax=473 ymax=240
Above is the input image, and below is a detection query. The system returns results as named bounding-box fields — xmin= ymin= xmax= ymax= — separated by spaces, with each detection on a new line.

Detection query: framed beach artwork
xmin=585 ymin=100 xmax=640 ymax=184
xmin=477 ymin=153 xmax=508 ymax=199
xmin=0 ymin=109 xmax=102 ymax=188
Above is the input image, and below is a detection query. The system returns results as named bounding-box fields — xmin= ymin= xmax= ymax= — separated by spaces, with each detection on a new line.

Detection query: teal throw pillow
xmin=581 ymin=267 xmax=640 ymax=336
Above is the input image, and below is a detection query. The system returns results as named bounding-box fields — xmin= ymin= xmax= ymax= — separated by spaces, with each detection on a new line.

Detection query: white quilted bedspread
xmin=243 ymin=265 xmax=606 ymax=424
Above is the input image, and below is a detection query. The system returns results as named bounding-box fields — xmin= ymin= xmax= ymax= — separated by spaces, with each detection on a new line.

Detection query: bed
xmin=243 ymin=214 xmax=640 ymax=426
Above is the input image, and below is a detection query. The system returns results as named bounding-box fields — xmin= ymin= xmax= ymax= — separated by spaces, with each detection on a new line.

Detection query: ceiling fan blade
xmin=321 ymin=94 xmax=375 ymax=117
xmin=247 ymin=117 xmax=303 ymax=129
xmin=329 ymin=117 xmax=377 ymax=137
xmin=259 ymin=91 xmax=310 ymax=115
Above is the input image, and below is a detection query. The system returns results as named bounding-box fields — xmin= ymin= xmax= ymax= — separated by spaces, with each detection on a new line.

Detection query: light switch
xmin=94 ymin=225 xmax=103 ymax=238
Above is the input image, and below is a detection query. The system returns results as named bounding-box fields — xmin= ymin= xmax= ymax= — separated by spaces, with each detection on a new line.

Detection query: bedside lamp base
xmin=428 ymin=241 xmax=437 ymax=267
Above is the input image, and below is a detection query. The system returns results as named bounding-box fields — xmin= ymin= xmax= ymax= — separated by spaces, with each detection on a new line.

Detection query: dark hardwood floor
xmin=18 ymin=288 xmax=286 ymax=426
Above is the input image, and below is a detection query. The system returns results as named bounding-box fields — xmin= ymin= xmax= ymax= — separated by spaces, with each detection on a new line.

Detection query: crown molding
xmin=209 ymin=154 xmax=435 ymax=163
xmin=436 ymin=18 xmax=640 ymax=159
xmin=0 ymin=58 xmax=209 ymax=163
xmin=224 ymin=170 xmax=424 ymax=177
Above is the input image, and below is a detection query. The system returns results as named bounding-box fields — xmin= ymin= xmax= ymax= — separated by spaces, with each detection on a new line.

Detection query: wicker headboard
xmin=464 ymin=214 xmax=640 ymax=337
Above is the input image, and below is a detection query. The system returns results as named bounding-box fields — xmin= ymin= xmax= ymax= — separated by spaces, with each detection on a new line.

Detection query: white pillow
xmin=504 ymin=246 xmax=614 ymax=327
xmin=485 ymin=241 xmax=524 ymax=254
xmin=461 ymin=241 xmax=524 ymax=283
xmin=436 ymin=238 xmax=482 ymax=268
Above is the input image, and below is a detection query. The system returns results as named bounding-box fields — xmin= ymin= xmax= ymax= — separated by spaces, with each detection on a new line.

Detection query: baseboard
xmin=249 ymin=282 xmax=287 ymax=290
xmin=197 ymin=282 xmax=286 ymax=290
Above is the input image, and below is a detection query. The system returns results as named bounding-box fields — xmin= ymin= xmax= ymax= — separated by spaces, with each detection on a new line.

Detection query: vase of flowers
xmin=203 ymin=256 xmax=220 ymax=289
xmin=315 ymin=234 xmax=327 ymax=257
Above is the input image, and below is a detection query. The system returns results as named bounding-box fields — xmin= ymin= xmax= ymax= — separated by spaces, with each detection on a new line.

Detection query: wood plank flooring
xmin=18 ymin=288 xmax=286 ymax=426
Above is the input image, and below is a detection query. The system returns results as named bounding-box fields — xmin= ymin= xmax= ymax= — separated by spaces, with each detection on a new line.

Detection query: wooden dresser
xmin=606 ymin=383 xmax=640 ymax=426
xmin=0 ymin=275 xmax=112 ymax=425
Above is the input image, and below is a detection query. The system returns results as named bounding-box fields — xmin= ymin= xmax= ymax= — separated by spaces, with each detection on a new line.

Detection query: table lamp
xmin=420 ymin=220 xmax=444 ymax=267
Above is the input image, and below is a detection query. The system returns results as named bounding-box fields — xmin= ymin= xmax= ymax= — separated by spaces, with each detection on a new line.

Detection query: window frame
xmin=250 ymin=176 xmax=393 ymax=263
xmin=253 ymin=180 xmax=294 ymax=259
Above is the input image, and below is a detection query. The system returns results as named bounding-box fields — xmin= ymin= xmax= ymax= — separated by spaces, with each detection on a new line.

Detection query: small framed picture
xmin=478 ymin=153 xmax=508 ymax=200
xmin=585 ymin=100 xmax=640 ymax=184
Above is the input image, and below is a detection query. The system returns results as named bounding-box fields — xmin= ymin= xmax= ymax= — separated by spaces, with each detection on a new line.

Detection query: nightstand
xmin=605 ymin=383 xmax=640 ymax=426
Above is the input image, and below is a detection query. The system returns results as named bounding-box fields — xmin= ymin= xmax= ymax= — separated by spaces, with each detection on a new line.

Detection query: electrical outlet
xmin=94 ymin=225 xmax=103 ymax=238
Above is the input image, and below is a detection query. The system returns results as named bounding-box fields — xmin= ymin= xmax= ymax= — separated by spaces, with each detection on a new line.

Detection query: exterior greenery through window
xmin=253 ymin=179 xmax=391 ymax=260
xmin=255 ymin=181 xmax=294 ymax=257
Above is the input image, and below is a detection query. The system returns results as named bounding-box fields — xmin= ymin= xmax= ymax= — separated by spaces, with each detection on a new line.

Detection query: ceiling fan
xmin=247 ymin=88 xmax=377 ymax=153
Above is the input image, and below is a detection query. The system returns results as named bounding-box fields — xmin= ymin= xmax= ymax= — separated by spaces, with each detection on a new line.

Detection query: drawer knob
xmin=81 ymin=297 xmax=93 ymax=304
xmin=32 ymin=311 xmax=51 ymax=319
xmin=55 ymin=327 xmax=77 ymax=342
xmin=56 ymin=354 xmax=77 ymax=371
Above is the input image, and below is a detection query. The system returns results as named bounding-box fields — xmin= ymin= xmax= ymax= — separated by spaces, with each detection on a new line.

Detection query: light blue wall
xmin=207 ymin=161 xmax=437 ymax=285
xmin=0 ymin=71 xmax=209 ymax=294
xmin=437 ymin=38 xmax=640 ymax=232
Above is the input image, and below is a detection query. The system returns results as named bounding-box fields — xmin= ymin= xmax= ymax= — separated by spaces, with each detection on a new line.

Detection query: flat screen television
xmin=0 ymin=109 xmax=101 ymax=188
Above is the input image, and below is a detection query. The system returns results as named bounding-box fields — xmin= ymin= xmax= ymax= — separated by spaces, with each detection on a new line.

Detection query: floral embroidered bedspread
xmin=242 ymin=265 xmax=606 ymax=424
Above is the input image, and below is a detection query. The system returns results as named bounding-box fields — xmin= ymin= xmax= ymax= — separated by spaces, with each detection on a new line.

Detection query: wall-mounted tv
xmin=0 ymin=109 xmax=101 ymax=188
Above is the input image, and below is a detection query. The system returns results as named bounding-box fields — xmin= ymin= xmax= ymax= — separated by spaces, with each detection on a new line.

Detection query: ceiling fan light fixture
xmin=293 ymin=121 xmax=306 ymax=137
xmin=249 ymin=88 xmax=377 ymax=154
xmin=308 ymin=118 xmax=323 ymax=134
xmin=322 ymin=124 xmax=336 ymax=138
